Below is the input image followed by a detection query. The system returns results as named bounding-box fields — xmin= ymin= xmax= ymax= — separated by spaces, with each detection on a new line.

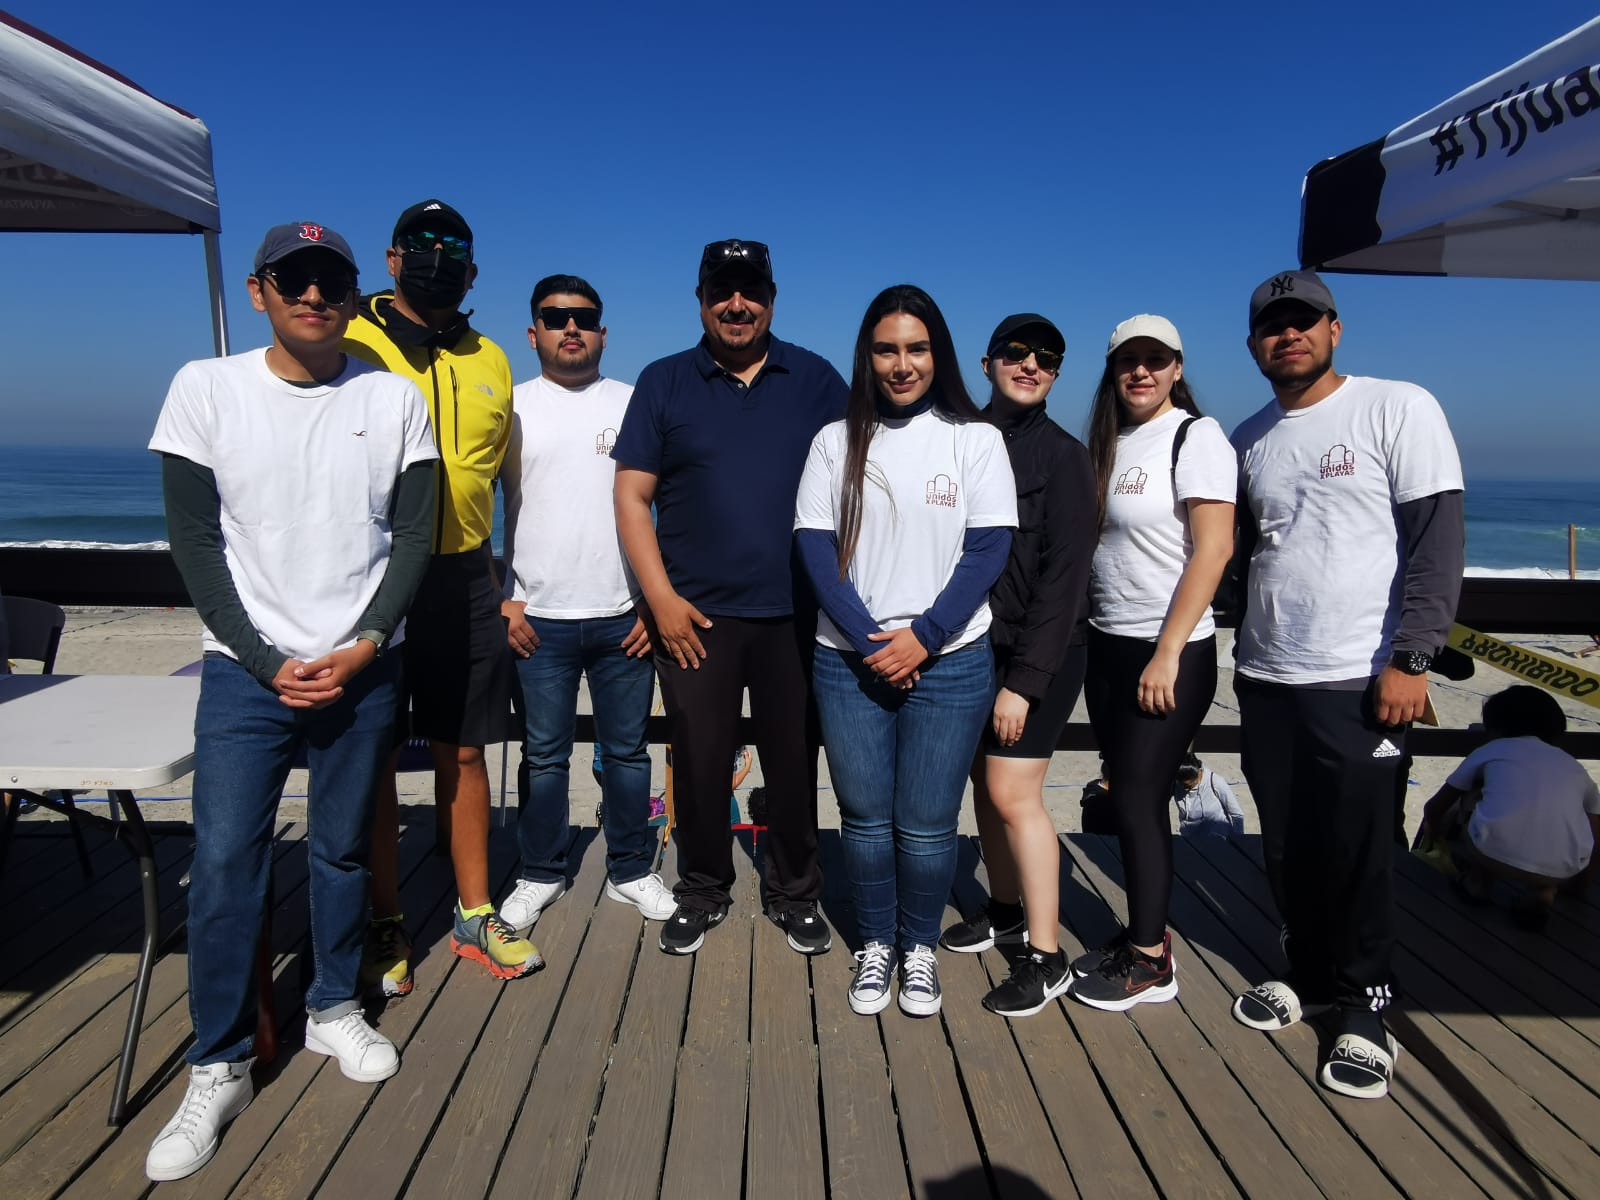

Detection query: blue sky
xmin=4 ymin=2 xmax=1597 ymax=481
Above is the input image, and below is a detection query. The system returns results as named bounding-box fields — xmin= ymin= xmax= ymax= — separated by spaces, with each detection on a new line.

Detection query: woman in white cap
xmin=1066 ymin=315 xmax=1235 ymax=1010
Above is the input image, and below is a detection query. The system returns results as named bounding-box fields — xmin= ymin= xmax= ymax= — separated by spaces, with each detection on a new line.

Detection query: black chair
xmin=1 ymin=596 xmax=95 ymax=878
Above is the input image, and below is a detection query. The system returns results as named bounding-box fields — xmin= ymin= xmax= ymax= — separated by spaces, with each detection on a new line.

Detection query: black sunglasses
xmin=397 ymin=230 xmax=472 ymax=261
xmin=699 ymin=238 xmax=771 ymax=279
xmin=537 ymin=306 xmax=602 ymax=332
xmin=995 ymin=341 xmax=1063 ymax=373
xmin=258 ymin=267 xmax=356 ymax=307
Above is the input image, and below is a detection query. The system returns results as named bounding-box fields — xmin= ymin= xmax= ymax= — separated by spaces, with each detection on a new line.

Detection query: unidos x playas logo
xmin=1319 ymin=444 xmax=1356 ymax=479
xmin=925 ymin=474 xmax=958 ymax=507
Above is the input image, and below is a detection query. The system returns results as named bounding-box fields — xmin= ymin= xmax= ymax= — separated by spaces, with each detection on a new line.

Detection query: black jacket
xmin=984 ymin=401 xmax=1097 ymax=700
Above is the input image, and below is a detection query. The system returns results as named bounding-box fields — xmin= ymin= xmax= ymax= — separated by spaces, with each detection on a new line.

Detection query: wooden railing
xmin=4 ymin=547 xmax=1596 ymax=758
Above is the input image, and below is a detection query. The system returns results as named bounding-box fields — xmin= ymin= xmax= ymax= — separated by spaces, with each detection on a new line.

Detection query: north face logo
xmin=1320 ymin=444 xmax=1356 ymax=479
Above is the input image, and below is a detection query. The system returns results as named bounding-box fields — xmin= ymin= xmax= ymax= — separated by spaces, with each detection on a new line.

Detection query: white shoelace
xmin=632 ymin=874 xmax=672 ymax=902
xmin=901 ymin=946 xmax=938 ymax=995
xmin=853 ymin=943 xmax=894 ymax=991
xmin=322 ymin=1010 xmax=382 ymax=1053
xmin=165 ymin=1068 xmax=232 ymax=1139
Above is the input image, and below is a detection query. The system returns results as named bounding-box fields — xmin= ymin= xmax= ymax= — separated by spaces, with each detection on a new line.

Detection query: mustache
xmin=719 ymin=310 xmax=755 ymax=324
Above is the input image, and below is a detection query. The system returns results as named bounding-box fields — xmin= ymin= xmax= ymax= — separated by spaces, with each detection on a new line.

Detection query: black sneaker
xmin=938 ymin=902 xmax=1027 ymax=953
xmin=982 ymin=950 xmax=1071 ymax=1017
xmin=659 ymin=905 xmax=726 ymax=955
xmin=1068 ymin=930 xmax=1128 ymax=979
xmin=770 ymin=902 xmax=832 ymax=955
xmin=1067 ymin=932 xmax=1178 ymax=1011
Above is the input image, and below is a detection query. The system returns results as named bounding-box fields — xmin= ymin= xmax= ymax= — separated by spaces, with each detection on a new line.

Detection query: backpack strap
xmin=1171 ymin=415 xmax=1199 ymax=476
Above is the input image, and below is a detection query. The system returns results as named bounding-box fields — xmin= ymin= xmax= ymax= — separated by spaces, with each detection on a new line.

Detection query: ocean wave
xmin=1465 ymin=566 xmax=1600 ymax=580
xmin=0 ymin=540 xmax=170 ymax=551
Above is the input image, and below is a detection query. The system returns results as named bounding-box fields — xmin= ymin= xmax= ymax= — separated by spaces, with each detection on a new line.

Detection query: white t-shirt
xmin=1232 ymin=376 xmax=1463 ymax=684
xmin=1447 ymin=736 xmax=1600 ymax=879
xmin=149 ymin=349 xmax=436 ymax=662
xmin=794 ymin=409 xmax=1017 ymax=654
xmin=1089 ymin=409 xmax=1236 ymax=641
xmin=502 ymin=375 xmax=638 ymax=619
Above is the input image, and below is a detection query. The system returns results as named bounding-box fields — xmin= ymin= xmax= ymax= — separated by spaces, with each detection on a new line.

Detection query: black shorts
xmin=400 ymin=549 xmax=510 ymax=748
xmin=981 ymin=640 xmax=1088 ymax=759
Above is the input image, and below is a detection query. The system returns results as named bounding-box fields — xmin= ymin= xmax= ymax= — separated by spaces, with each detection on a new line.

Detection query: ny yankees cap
xmin=1248 ymin=269 xmax=1336 ymax=330
xmin=252 ymin=222 xmax=358 ymax=273
xmin=392 ymin=199 xmax=473 ymax=246
xmin=1107 ymin=314 xmax=1183 ymax=357
xmin=987 ymin=313 xmax=1064 ymax=357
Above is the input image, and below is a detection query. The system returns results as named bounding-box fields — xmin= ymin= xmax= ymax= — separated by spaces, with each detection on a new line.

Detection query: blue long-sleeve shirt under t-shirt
xmin=794 ymin=525 xmax=1011 ymax=659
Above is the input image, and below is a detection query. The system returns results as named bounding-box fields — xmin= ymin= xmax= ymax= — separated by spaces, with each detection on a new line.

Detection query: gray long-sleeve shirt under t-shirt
xmin=161 ymin=454 xmax=434 ymax=684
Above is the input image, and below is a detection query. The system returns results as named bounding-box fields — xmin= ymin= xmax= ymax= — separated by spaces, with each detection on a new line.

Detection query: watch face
xmin=1393 ymin=650 xmax=1431 ymax=675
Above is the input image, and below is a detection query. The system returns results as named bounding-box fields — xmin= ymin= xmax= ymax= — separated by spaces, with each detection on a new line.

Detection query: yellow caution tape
xmin=1446 ymin=624 xmax=1600 ymax=709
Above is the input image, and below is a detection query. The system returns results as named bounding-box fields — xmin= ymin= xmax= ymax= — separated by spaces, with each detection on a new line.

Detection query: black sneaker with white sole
xmin=770 ymin=901 xmax=832 ymax=955
xmin=1319 ymin=1031 xmax=1400 ymax=1099
xmin=1068 ymin=930 xmax=1128 ymax=979
xmin=938 ymin=902 xmax=1027 ymax=954
xmin=1067 ymin=933 xmax=1178 ymax=1011
xmin=1231 ymin=980 xmax=1333 ymax=1030
xmin=982 ymin=949 xmax=1072 ymax=1017
xmin=659 ymin=905 xmax=726 ymax=955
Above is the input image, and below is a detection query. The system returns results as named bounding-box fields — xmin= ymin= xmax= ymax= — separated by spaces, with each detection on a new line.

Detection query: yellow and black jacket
xmin=344 ymin=292 xmax=512 ymax=554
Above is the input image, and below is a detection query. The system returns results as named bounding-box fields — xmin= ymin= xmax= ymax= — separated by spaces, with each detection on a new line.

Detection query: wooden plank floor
xmin=3 ymin=815 xmax=1598 ymax=1199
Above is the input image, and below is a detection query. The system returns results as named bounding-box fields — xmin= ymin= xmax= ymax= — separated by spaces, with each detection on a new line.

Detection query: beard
xmin=1259 ymin=343 xmax=1334 ymax=391
xmin=537 ymin=340 xmax=601 ymax=376
xmin=707 ymin=311 xmax=762 ymax=351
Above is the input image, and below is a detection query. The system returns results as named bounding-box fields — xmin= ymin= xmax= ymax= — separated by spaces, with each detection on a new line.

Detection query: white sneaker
xmin=500 ymin=878 xmax=567 ymax=935
xmin=145 ymin=1059 xmax=254 ymax=1182
xmin=605 ymin=873 xmax=677 ymax=920
xmin=305 ymin=1010 xmax=399 ymax=1083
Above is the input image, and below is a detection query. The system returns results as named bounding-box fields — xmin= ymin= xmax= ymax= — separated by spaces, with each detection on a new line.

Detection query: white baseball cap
xmin=1106 ymin=314 xmax=1183 ymax=357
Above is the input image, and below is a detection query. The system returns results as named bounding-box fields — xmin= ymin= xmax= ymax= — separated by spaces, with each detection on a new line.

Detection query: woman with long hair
xmin=1067 ymin=315 xmax=1235 ymax=1011
xmin=794 ymin=284 xmax=1017 ymax=1017
xmin=938 ymin=314 xmax=1098 ymax=1018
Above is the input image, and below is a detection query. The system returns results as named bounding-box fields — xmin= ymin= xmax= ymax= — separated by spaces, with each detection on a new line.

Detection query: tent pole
xmin=203 ymin=229 xmax=230 ymax=357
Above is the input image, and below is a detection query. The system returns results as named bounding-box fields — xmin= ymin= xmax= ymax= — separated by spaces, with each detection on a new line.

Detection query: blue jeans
xmin=813 ymin=638 xmax=993 ymax=951
xmin=187 ymin=651 xmax=400 ymax=1065
xmin=512 ymin=613 xmax=655 ymax=885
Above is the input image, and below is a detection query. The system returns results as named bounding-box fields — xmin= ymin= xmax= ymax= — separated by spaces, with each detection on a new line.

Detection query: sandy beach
xmin=12 ymin=606 xmax=1600 ymax=841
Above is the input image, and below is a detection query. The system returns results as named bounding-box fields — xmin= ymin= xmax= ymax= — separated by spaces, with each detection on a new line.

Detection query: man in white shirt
xmin=1229 ymin=270 xmax=1464 ymax=1102
xmin=498 ymin=275 xmax=675 ymax=933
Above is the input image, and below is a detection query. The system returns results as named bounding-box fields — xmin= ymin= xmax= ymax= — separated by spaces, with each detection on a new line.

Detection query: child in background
xmin=1417 ymin=685 xmax=1599 ymax=929
xmin=1173 ymin=753 xmax=1244 ymax=840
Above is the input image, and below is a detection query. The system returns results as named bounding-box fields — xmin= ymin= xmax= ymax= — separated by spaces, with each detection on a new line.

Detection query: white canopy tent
xmin=1299 ymin=16 xmax=1600 ymax=280
xmin=0 ymin=10 xmax=227 ymax=351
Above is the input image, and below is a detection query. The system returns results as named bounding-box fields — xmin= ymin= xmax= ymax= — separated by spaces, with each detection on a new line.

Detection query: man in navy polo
xmin=614 ymin=239 xmax=847 ymax=956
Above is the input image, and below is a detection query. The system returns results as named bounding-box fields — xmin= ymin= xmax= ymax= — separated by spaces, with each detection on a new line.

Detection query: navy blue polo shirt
xmin=612 ymin=335 xmax=848 ymax=617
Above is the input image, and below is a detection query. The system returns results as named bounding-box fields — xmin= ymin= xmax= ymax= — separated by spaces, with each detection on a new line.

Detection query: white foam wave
xmin=1465 ymin=566 xmax=1600 ymax=580
xmin=0 ymin=539 xmax=170 ymax=551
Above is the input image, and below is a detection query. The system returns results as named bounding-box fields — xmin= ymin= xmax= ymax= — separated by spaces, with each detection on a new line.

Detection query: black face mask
xmin=397 ymin=248 xmax=471 ymax=312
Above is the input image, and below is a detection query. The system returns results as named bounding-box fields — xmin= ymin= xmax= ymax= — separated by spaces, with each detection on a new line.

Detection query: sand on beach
xmin=11 ymin=607 xmax=1600 ymax=842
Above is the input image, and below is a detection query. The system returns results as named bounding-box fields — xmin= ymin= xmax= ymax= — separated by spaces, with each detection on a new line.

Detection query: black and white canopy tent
xmin=1300 ymin=16 xmax=1600 ymax=280
xmin=0 ymin=10 xmax=228 ymax=351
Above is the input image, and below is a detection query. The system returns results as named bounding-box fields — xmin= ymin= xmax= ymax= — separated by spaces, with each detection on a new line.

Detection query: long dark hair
xmin=838 ymin=284 xmax=981 ymax=576
xmin=1086 ymin=343 xmax=1204 ymax=531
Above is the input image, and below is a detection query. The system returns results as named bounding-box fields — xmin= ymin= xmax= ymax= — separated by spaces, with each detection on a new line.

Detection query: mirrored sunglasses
xmin=398 ymin=230 xmax=472 ymax=261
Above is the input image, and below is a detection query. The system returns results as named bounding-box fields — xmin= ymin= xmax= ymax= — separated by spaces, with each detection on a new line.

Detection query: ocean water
xmin=1 ymin=446 xmax=1596 ymax=577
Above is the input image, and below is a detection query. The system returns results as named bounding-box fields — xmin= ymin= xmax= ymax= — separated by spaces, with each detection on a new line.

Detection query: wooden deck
xmin=3 ymin=814 xmax=1600 ymax=1199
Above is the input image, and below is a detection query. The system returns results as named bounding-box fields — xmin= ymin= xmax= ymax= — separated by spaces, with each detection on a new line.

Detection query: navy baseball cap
xmin=1248 ymin=269 xmax=1336 ymax=330
xmin=987 ymin=313 xmax=1064 ymax=357
xmin=252 ymin=222 xmax=358 ymax=273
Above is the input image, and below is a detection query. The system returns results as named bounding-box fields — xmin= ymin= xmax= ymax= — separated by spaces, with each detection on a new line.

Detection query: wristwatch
xmin=356 ymin=629 xmax=386 ymax=656
xmin=1389 ymin=649 xmax=1433 ymax=676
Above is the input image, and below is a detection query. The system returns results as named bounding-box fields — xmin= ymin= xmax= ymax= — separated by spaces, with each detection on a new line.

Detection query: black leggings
xmin=1084 ymin=629 xmax=1217 ymax=946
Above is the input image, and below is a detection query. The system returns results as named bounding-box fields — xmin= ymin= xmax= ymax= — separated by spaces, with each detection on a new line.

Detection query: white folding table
xmin=0 ymin=673 xmax=199 ymax=1125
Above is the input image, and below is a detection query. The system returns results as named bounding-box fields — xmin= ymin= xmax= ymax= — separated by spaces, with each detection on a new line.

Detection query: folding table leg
xmin=107 ymin=789 xmax=159 ymax=1126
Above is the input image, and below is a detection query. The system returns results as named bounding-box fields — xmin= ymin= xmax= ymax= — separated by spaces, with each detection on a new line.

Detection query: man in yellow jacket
xmin=344 ymin=199 xmax=541 ymax=988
